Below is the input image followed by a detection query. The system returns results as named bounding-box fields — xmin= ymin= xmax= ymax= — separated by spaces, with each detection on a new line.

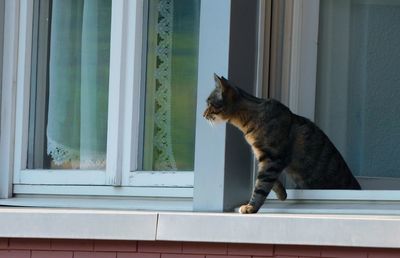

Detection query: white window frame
xmin=1 ymin=0 xmax=232 ymax=209
xmin=0 ymin=0 xmax=19 ymax=199
xmin=273 ymin=0 xmax=400 ymax=202
xmin=13 ymin=0 xmax=134 ymax=186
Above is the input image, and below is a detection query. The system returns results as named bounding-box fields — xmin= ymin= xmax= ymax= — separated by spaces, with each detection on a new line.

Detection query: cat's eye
xmin=210 ymin=101 xmax=223 ymax=109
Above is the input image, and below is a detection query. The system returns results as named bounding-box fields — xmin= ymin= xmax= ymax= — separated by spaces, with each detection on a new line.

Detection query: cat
xmin=203 ymin=74 xmax=361 ymax=214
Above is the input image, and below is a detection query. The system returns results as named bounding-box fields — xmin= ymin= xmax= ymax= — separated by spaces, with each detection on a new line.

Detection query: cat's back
xmin=288 ymin=114 xmax=361 ymax=189
xmin=241 ymin=99 xmax=293 ymax=161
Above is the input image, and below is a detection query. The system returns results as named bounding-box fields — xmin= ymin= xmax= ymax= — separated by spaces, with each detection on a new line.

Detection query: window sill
xmin=1 ymin=204 xmax=400 ymax=248
xmin=158 ymin=211 xmax=400 ymax=248
xmin=0 ymin=207 xmax=158 ymax=240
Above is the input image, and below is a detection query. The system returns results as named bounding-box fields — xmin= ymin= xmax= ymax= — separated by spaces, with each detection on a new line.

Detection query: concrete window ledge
xmin=0 ymin=207 xmax=158 ymax=240
xmin=1 ymin=207 xmax=400 ymax=248
xmin=157 ymin=212 xmax=400 ymax=248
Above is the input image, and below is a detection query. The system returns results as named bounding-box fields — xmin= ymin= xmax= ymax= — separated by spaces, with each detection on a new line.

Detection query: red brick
xmin=275 ymin=245 xmax=321 ymax=257
xmin=51 ymin=239 xmax=94 ymax=251
xmin=206 ymin=256 xmax=250 ymax=258
xmin=117 ymin=253 xmax=160 ymax=258
xmin=368 ymin=248 xmax=400 ymax=258
xmin=74 ymin=251 xmax=117 ymax=258
xmin=0 ymin=239 xmax=8 ymax=249
xmin=227 ymin=243 xmax=273 ymax=256
xmin=9 ymin=238 xmax=51 ymax=250
xmin=32 ymin=250 xmax=73 ymax=258
xmin=274 ymin=256 xmax=297 ymax=258
xmin=162 ymin=255 xmax=204 ymax=258
xmin=138 ymin=241 xmax=182 ymax=253
xmin=320 ymin=246 xmax=367 ymax=258
xmin=182 ymin=242 xmax=227 ymax=255
xmin=94 ymin=240 xmax=137 ymax=252
xmin=0 ymin=250 xmax=31 ymax=258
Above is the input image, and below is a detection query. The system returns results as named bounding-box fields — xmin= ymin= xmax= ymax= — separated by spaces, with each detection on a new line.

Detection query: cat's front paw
xmin=239 ymin=204 xmax=257 ymax=214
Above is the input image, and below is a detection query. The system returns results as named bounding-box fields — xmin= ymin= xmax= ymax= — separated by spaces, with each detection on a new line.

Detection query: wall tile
xmin=368 ymin=248 xmax=400 ymax=258
xmin=0 ymin=239 xmax=8 ymax=249
xmin=227 ymin=243 xmax=273 ymax=256
xmin=51 ymin=239 xmax=94 ymax=251
xmin=161 ymin=254 xmax=205 ymax=258
xmin=206 ymin=255 xmax=251 ymax=258
xmin=138 ymin=241 xmax=182 ymax=254
xmin=182 ymin=242 xmax=227 ymax=255
xmin=74 ymin=251 xmax=117 ymax=258
xmin=320 ymin=246 xmax=367 ymax=258
xmin=9 ymin=239 xmax=51 ymax=250
xmin=275 ymin=245 xmax=320 ymax=257
xmin=0 ymin=250 xmax=31 ymax=258
xmin=117 ymin=253 xmax=160 ymax=258
xmin=95 ymin=240 xmax=137 ymax=252
xmin=31 ymin=250 xmax=73 ymax=258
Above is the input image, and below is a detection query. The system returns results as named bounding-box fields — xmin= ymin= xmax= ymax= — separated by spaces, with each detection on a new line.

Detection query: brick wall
xmin=0 ymin=239 xmax=399 ymax=258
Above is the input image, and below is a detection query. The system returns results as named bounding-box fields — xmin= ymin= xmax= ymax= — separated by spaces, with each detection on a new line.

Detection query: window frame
xmin=268 ymin=0 xmax=400 ymax=201
xmin=13 ymin=0 xmax=125 ymax=186
xmin=11 ymin=0 xmax=198 ymax=190
xmin=0 ymin=0 xmax=3 ymax=114
xmin=1 ymin=0 xmax=233 ymax=209
xmin=0 ymin=0 xmax=19 ymax=199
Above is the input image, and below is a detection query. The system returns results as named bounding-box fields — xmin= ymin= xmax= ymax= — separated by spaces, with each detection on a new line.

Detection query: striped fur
xmin=204 ymin=74 xmax=361 ymax=214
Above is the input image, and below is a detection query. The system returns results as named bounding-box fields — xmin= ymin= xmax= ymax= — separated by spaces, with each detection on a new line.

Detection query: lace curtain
xmin=47 ymin=0 xmax=111 ymax=169
xmin=143 ymin=0 xmax=200 ymax=171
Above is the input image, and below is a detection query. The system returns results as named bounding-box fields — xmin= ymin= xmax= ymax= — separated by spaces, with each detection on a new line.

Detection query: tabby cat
xmin=203 ymin=74 xmax=361 ymax=214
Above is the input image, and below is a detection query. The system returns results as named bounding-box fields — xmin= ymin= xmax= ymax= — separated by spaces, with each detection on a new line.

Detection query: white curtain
xmin=47 ymin=0 xmax=111 ymax=169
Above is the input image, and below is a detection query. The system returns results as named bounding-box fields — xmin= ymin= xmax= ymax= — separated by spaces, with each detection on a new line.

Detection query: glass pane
xmin=28 ymin=0 xmax=111 ymax=170
xmin=143 ymin=0 xmax=200 ymax=171
xmin=316 ymin=0 xmax=400 ymax=185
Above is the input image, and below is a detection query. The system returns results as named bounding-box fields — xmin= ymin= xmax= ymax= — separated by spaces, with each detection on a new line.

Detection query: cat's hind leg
xmin=272 ymin=179 xmax=287 ymax=201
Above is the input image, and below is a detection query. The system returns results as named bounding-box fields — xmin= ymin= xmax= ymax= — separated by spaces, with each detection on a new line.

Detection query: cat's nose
xmin=203 ymin=108 xmax=209 ymax=118
xmin=203 ymin=110 xmax=207 ymax=118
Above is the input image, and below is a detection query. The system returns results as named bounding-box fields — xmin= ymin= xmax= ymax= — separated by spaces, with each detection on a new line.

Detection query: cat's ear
xmin=214 ymin=73 xmax=220 ymax=82
xmin=214 ymin=73 xmax=223 ymax=89
xmin=214 ymin=73 xmax=229 ymax=92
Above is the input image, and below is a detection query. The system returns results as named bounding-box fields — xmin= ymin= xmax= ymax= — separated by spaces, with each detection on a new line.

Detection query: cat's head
xmin=203 ymin=73 xmax=238 ymax=125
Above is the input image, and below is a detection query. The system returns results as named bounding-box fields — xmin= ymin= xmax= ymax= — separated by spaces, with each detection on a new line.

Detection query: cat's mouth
xmin=203 ymin=108 xmax=225 ymax=127
xmin=203 ymin=108 xmax=215 ymax=126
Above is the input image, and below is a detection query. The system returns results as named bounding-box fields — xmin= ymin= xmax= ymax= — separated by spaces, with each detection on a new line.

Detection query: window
xmin=0 ymin=0 xmax=236 ymax=211
xmin=15 ymin=0 xmax=122 ymax=186
xmin=28 ymin=0 xmax=111 ymax=171
xmin=316 ymin=0 xmax=400 ymax=190
xmin=271 ymin=0 xmax=400 ymax=200
xmin=15 ymin=0 xmax=201 ymax=189
xmin=143 ymin=0 xmax=199 ymax=172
